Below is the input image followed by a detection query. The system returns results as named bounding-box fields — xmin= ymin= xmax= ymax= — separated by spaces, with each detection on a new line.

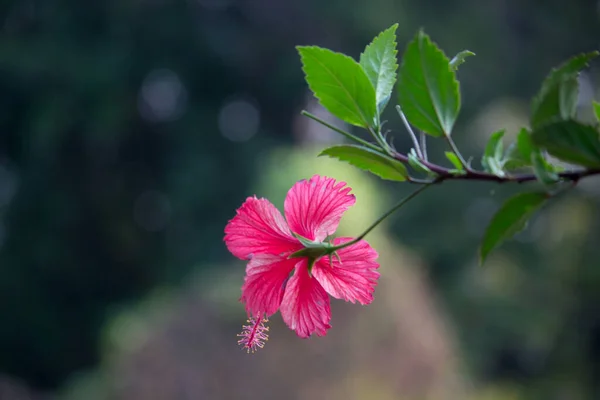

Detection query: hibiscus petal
xmin=312 ymin=237 xmax=379 ymax=305
xmin=241 ymin=254 xmax=298 ymax=317
xmin=280 ymin=262 xmax=331 ymax=338
xmin=224 ymin=196 xmax=299 ymax=260
xmin=284 ymin=175 xmax=355 ymax=242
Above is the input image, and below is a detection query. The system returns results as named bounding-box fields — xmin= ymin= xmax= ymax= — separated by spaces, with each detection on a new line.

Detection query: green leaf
xmin=319 ymin=145 xmax=408 ymax=181
xmin=532 ymin=75 xmax=576 ymax=127
xmin=593 ymin=101 xmax=600 ymax=122
xmin=531 ymin=120 xmax=600 ymax=167
xmin=483 ymin=157 xmax=505 ymax=176
xmin=360 ymin=24 xmax=399 ymax=115
xmin=397 ymin=31 xmax=460 ymax=137
xmin=517 ymin=128 xmax=535 ymax=161
xmin=485 ymin=130 xmax=505 ymax=159
xmin=502 ymin=129 xmax=564 ymax=176
xmin=479 ymin=192 xmax=548 ymax=265
xmin=445 ymin=151 xmax=464 ymax=170
xmin=507 ymin=128 xmax=562 ymax=178
xmin=531 ymin=52 xmax=598 ymax=128
xmin=481 ymin=130 xmax=505 ymax=176
xmin=408 ymin=149 xmax=433 ymax=175
xmin=449 ymin=50 xmax=475 ymax=70
xmin=503 ymin=156 xmax=529 ymax=171
xmin=297 ymin=46 xmax=377 ymax=128
xmin=531 ymin=151 xmax=559 ymax=185
xmin=503 ymin=129 xmax=533 ymax=170
xmin=559 ymin=76 xmax=579 ymax=119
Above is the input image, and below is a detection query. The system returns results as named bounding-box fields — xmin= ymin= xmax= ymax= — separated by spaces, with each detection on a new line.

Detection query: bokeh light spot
xmin=218 ymin=98 xmax=260 ymax=142
xmin=138 ymin=69 xmax=187 ymax=122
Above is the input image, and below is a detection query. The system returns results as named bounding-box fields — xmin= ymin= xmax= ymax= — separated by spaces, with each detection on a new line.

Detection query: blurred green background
xmin=0 ymin=0 xmax=599 ymax=399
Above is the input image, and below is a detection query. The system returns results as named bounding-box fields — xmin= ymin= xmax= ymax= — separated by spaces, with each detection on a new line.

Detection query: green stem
xmin=420 ymin=132 xmax=428 ymax=162
xmin=301 ymin=111 xmax=381 ymax=152
xmin=368 ymin=126 xmax=394 ymax=156
xmin=395 ymin=105 xmax=422 ymax=158
xmin=444 ymin=134 xmax=469 ymax=170
xmin=328 ymin=182 xmax=435 ymax=252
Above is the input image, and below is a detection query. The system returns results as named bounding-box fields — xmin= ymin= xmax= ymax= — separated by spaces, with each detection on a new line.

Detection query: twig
xmin=392 ymin=150 xmax=600 ymax=184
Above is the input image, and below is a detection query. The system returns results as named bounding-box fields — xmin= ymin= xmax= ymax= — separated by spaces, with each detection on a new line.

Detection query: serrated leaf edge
xmin=297 ymin=46 xmax=376 ymax=128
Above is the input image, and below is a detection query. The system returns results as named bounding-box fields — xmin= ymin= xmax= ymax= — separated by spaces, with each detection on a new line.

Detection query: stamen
xmin=237 ymin=314 xmax=269 ymax=353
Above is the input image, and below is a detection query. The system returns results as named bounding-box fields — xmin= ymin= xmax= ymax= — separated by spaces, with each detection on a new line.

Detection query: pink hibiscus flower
xmin=224 ymin=175 xmax=380 ymax=351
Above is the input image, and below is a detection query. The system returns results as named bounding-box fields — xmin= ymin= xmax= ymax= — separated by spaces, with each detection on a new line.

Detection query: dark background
xmin=0 ymin=0 xmax=599 ymax=399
